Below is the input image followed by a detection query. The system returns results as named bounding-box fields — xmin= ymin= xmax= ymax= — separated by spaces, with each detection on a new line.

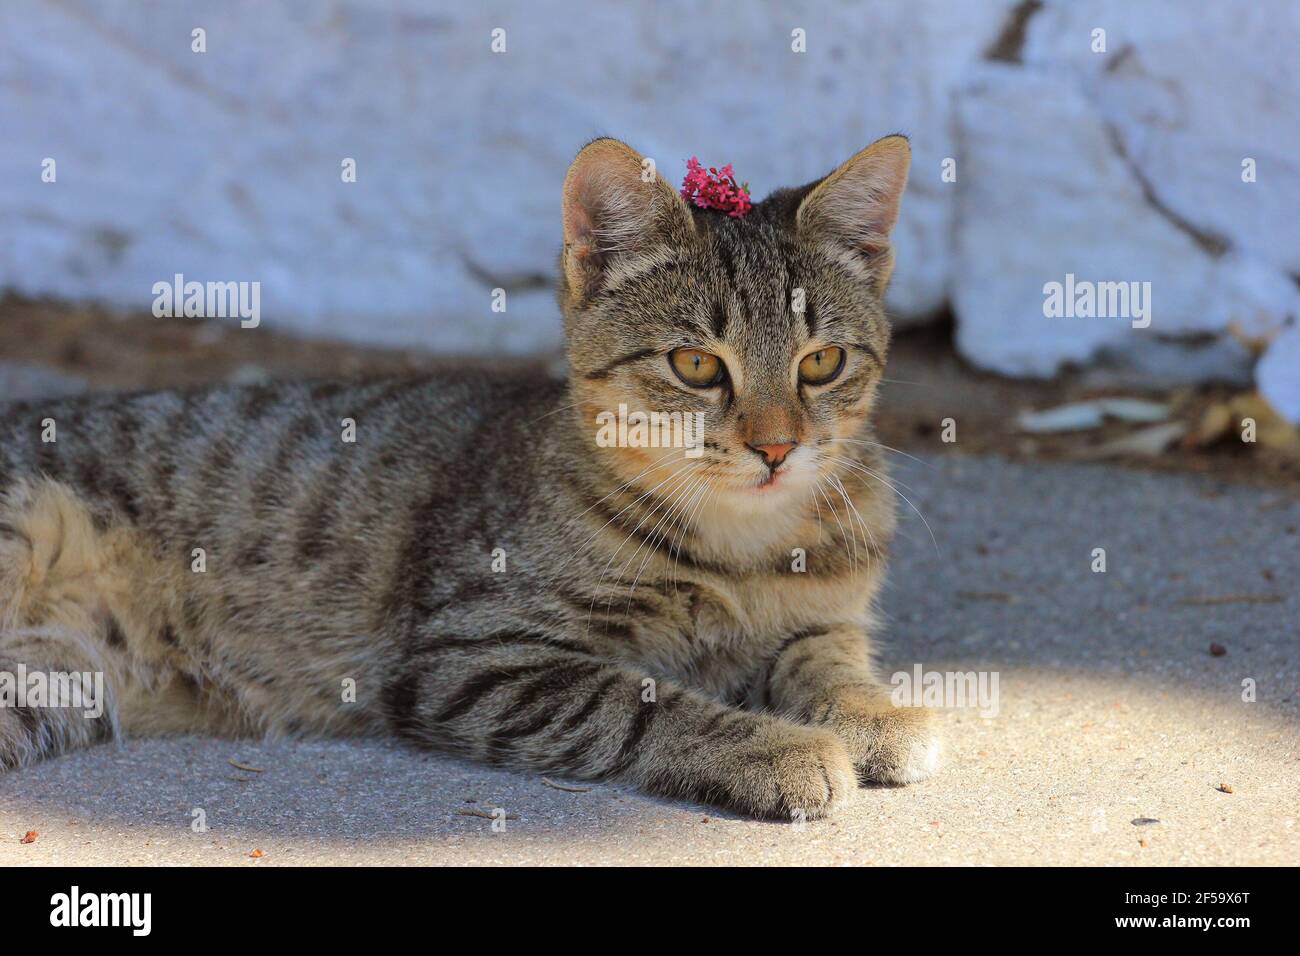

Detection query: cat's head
xmin=560 ymin=136 xmax=909 ymax=514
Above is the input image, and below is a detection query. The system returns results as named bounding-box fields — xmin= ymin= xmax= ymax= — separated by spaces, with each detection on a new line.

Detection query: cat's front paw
xmin=699 ymin=722 xmax=857 ymax=821
xmin=810 ymin=690 xmax=941 ymax=786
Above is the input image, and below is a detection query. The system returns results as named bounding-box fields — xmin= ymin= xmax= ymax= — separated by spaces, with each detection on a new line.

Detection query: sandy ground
xmin=1 ymin=454 xmax=1295 ymax=866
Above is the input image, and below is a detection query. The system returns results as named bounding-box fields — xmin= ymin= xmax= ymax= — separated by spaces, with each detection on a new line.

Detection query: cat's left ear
xmin=561 ymin=138 xmax=695 ymax=303
xmin=796 ymin=134 xmax=910 ymax=278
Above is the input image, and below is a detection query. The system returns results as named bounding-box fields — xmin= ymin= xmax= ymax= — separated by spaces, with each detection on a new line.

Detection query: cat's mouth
xmin=747 ymin=465 xmax=792 ymax=493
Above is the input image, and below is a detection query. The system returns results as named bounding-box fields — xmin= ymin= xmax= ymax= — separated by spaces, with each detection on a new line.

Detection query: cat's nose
xmin=746 ymin=441 xmax=797 ymax=467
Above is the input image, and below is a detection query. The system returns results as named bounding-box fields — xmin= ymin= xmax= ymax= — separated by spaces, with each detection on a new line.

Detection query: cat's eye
xmin=669 ymin=348 xmax=726 ymax=388
xmin=798 ymin=346 xmax=846 ymax=385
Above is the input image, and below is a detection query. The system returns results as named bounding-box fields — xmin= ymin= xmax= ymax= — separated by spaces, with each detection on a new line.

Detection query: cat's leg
xmin=0 ymin=479 xmax=128 ymax=768
xmin=759 ymin=626 xmax=941 ymax=785
xmin=383 ymin=630 xmax=857 ymax=819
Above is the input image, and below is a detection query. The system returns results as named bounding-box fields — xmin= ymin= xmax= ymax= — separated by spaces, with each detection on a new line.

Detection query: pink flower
xmin=680 ymin=157 xmax=752 ymax=217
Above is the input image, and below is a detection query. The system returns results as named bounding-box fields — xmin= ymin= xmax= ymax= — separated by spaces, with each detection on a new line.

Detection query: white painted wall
xmin=1 ymin=1 xmax=1296 ymax=416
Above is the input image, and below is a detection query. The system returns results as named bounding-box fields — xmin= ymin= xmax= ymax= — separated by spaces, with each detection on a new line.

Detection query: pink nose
xmin=747 ymin=441 xmax=797 ymax=467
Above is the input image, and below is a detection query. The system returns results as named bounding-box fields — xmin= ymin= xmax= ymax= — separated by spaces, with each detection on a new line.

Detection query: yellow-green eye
xmin=798 ymin=346 xmax=846 ymax=385
xmin=670 ymin=348 xmax=725 ymax=387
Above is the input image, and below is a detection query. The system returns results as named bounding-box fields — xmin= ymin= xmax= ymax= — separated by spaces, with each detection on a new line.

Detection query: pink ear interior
xmin=561 ymin=191 xmax=595 ymax=256
xmin=561 ymin=140 xmax=697 ymax=300
xmin=562 ymin=143 xmax=641 ymax=280
xmin=562 ymin=166 xmax=604 ymax=253
xmin=562 ymin=140 xmax=673 ymax=294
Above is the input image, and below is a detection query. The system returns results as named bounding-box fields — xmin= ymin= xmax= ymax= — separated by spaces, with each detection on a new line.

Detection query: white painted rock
xmin=951 ymin=64 xmax=1299 ymax=383
xmin=0 ymin=0 xmax=1017 ymax=352
xmin=1 ymin=0 xmax=1293 ymax=405
xmin=1024 ymin=0 xmax=1300 ymax=276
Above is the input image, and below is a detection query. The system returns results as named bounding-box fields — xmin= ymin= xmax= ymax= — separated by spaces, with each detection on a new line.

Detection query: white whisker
xmin=823 ymin=436 xmax=931 ymax=469
xmin=826 ymin=454 xmax=939 ymax=555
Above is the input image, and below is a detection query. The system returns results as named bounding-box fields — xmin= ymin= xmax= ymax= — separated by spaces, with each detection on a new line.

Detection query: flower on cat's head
xmin=681 ymin=157 xmax=753 ymax=218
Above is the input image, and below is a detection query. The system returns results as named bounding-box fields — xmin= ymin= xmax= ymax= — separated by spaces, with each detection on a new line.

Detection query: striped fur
xmin=0 ymin=136 xmax=937 ymax=819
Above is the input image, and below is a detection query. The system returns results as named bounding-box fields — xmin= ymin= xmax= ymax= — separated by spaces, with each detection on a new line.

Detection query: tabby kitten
xmin=0 ymin=135 xmax=937 ymax=819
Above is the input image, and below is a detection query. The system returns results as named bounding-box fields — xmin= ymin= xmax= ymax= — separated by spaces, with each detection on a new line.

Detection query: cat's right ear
xmin=795 ymin=135 xmax=910 ymax=291
xmin=561 ymin=138 xmax=694 ymax=302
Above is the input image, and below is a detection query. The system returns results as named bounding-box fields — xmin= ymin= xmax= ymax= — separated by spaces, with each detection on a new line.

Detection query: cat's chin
xmin=724 ymin=468 xmax=819 ymax=513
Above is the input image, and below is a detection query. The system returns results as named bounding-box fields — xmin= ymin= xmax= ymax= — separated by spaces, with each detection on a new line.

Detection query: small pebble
xmin=1217 ymin=783 xmax=1234 ymax=794
xmin=1209 ymin=643 xmax=1227 ymax=657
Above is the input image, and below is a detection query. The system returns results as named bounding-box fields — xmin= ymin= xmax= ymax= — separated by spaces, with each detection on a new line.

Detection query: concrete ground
xmin=1 ymin=455 xmax=1296 ymax=866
